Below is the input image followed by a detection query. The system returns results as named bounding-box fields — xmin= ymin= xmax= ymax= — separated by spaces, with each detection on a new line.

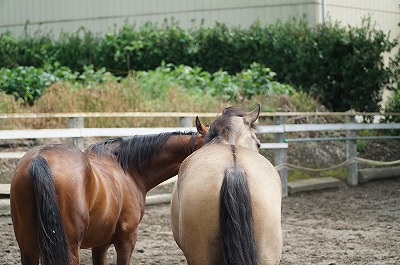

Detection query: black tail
xmin=219 ymin=146 xmax=259 ymax=265
xmin=29 ymin=156 xmax=69 ymax=265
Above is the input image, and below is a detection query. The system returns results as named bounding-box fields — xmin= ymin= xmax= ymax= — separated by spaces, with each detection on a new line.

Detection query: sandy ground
xmin=1 ymin=177 xmax=399 ymax=264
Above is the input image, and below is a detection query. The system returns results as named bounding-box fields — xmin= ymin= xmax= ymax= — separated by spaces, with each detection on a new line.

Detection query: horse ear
xmin=244 ymin=104 xmax=260 ymax=124
xmin=196 ymin=116 xmax=208 ymax=136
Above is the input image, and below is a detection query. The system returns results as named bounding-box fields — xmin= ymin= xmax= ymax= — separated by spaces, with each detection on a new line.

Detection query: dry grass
xmin=1 ymin=78 xmax=228 ymax=129
xmin=0 ymin=77 xmax=325 ymax=129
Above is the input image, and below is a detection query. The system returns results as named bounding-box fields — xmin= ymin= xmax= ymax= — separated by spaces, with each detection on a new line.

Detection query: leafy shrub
xmin=0 ymin=32 xmax=19 ymax=68
xmin=238 ymin=62 xmax=294 ymax=98
xmin=0 ymin=65 xmax=120 ymax=104
xmin=384 ymin=89 xmax=400 ymax=123
xmin=0 ymin=18 xmax=397 ymax=111
xmin=135 ymin=62 xmax=294 ymax=101
xmin=302 ymin=19 xmax=397 ymax=112
xmin=94 ymin=21 xmax=195 ymax=74
xmin=76 ymin=65 xmax=121 ymax=88
xmin=53 ymin=28 xmax=98 ymax=71
xmin=0 ymin=66 xmax=57 ymax=105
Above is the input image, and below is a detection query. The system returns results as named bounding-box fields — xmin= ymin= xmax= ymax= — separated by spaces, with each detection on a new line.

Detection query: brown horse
xmin=10 ymin=117 xmax=208 ymax=265
xmin=171 ymin=105 xmax=283 ymax=265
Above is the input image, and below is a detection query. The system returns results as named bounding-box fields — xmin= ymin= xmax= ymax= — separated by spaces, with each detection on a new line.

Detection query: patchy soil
xmin=1 ymin=177 xmax=399 ymax=264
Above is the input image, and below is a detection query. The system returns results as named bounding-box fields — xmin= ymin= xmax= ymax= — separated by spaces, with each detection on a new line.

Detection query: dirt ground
xmin=0 ymin=177 xmax=399 ymax=264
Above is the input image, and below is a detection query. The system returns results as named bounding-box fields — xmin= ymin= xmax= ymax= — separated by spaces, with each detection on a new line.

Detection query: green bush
xmin=94 ymin=22 xmax=195 ymax=73
xmin=135 ymin=62 xmax=294 ymax=101
xmin=53 ymin=28 xmax=98 ymax=71
xmin=0 ymin=66 xmax=57 ymax=105
xmin=304 ymin=19 xmax=396 ymax=112
xmin=0 ymin=32 xmax=19 ymax=68
xmin=0 ymin=65 xmax=120 ymax=104
xmin=0 ymin=18 xmax=397 ymax=111
xmin=0 ymin=63 xmax=290 ymax=104
xmin=384 ymin=89 xmax=400 ymax=122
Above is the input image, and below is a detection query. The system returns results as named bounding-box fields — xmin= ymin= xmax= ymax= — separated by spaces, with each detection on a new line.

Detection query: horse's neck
xmin=142 ymin=135 xmax=192 ymax=192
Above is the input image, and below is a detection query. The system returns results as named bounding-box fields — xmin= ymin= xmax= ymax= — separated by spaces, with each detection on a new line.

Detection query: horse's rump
xmin=172 ymin=144 xmax=283 ymax=265
xmin=11 ymin=145 xmax=88 ymax=265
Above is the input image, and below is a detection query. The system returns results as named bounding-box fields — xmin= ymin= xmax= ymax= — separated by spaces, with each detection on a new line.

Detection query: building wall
xmin=1 ymin=0 xmax=398 ymax=38
xmin=324 ymin=1 xmax=399 ymax=39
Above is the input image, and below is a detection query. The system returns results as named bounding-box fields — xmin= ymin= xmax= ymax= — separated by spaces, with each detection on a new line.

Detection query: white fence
xmin=1 ymin=111 xmax=400 ymax=196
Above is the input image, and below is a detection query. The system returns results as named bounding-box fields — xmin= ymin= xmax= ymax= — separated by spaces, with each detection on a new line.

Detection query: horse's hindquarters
xmin=172 ymin=145 xmax=283 ymax=265
xmin=10 ymin=145 xmax=92 ymax=265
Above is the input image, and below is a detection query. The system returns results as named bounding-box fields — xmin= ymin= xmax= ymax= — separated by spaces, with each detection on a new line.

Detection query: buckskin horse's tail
xmin=219 ymin=145 xmax=259 ymax=265
xmin=29 ymin=156 xmax=69 ymax=265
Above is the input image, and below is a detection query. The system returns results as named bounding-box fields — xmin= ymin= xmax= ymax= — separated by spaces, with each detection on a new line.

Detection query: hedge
xmin=0 ymin=18 xmax=398 ymax=112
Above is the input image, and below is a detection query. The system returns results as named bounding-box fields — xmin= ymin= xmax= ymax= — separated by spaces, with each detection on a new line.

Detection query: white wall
xmin=323 ymin=1 xmax=399 ymax=39
xmin=1 ymin=0 xmax=397 ymax=38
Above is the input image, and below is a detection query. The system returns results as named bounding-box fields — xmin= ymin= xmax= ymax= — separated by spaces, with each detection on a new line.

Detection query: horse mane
xmin=87 ymin=138 xmax=123 ymax=155
xmin=87 ymin=131 xmax=195 ymax=175
xmin=204 ymin=106 xmax=258 ymax=144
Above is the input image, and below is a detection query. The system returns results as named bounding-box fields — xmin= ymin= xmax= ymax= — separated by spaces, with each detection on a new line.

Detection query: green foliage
xmin=387 ymin=89 xmax=400 ymax=112
xmin=76 ymin=65 xmax=121 ymax=88
xmin=238 ymin=62 xmax=294 ymax=98
xmin=0 ymin=18 xmax=397 ymax=111
xmin=382 ymin=15 xmax=400 ymax=124
xmin=135 ymin=62 xmax=294 ymax=101
xmin=53 ymin=28 xmax=98 ymax=71
xmin=94 ymin=21 xmax=195 ymax=73
xmin=0 ymin=65 xmax=120 ymax=104
xmin=0 ymin=32 xmax=18 ymax=68
xmin=304 ymin=19 xmax=397 ymax=112
xmin=0 ymin=63 xmax=288 ymax=104
xmin=0 ymin=66 xmax=57 ymax=105
xmin=384 ymin=88 xmax=400 ymax=123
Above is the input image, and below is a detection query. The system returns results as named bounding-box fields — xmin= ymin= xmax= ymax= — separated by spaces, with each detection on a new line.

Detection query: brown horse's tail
xmin=29 ymin=156 xmax=69 ymax=265
xmin=219 ymin=145 xmax=259 ymax=265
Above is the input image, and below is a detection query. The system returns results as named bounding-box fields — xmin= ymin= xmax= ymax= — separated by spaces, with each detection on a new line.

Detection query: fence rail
xmin=1 ymin=111 xmax=400 ymax=119
xmin=1 ymin=111 xmax=400 ymax=196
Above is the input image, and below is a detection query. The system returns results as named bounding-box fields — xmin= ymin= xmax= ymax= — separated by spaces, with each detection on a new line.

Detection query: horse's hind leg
xmin=67 ymin=244 xmax=81 ymax=265
xmin=92 ymin=244 xmax=111 ymax=265
xmin=11 ymin=199 xmax=40 ymax=265
xmin=19 ymin=245 xmax=39 ymax=265
xmin=113 ymin=229 xmax=138 ymax=265
xmin=13 ymin=223 xmax=39 ymax=264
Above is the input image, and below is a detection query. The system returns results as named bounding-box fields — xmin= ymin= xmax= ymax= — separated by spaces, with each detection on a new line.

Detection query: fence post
xmin=178 ymin=116 xmax=193 ymax=127
xmin=346 ymin=115 xmax=358 ymax=186
xmin=68 ymin=117 xmax=84 ymax=150
xmin=274 ymin=116 xmax=288 ymax=197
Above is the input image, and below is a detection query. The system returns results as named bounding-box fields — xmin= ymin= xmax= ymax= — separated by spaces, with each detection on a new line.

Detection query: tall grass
xmin=0 ymin=77 xmax=226 ymax=129
xmin=0 ymin=74 xmax=322 ymax=129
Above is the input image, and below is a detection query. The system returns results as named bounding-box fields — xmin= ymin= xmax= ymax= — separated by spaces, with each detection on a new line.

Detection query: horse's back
xmin=172 ymin=144 xmax=282 ymax=264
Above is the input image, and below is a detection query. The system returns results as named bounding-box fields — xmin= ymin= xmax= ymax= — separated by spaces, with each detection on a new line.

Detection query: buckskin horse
xmin=10 ymin=117 xmax=208 ymax=265
xmin=171 ymin=105 xmax=283 ymax=265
